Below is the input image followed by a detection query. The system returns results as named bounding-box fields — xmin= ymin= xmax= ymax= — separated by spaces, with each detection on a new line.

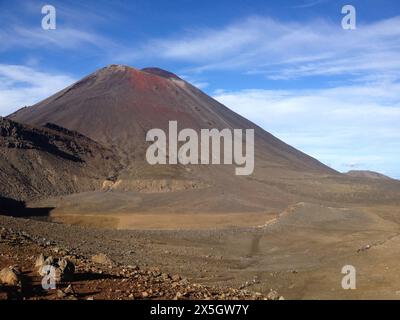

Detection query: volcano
xmin=9 ymin=65 xmax=333 ymax=172
xmin=6 ymin=65 xmax=400 ymax=216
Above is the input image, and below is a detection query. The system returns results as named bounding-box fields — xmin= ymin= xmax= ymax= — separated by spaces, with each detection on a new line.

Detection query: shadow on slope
xmin=0 ymin=196 xmax=53 ymax=217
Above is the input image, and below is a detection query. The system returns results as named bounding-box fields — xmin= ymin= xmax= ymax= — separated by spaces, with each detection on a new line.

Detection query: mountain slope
xmin=345 ymin=170 xmax=394 ymax=180
xmin=0 ymin=117 xmax=119 ymax=202
xmin=9 ymin=65 xmax=334 ymax=177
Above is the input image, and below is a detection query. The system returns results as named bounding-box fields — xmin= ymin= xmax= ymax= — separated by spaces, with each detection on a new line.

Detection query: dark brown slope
xmin=9 ymin=64 xmax=334 ymax=176
xmin=345 ymin=170 xmax=394 ymax=180
xmin=0 ymin=117 xmax=119 ymax=202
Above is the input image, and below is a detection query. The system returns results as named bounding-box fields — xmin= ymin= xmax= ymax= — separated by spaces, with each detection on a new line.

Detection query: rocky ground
xmin=0 ymin=216 xmax=282 ymax=300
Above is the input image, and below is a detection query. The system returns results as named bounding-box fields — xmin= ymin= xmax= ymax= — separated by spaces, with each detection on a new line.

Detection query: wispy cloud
xmin=0 ymin=26 xmax=114 ymax=51
xmin=4 ymin=6 xmax=400 ymax=83
xmin=133 ymin=15 xmax=400 ymax=81
xmin=179 ymin=74 xmax=209 ymax=89
xmin=289 ymin=0 xmax=330 ymax=9
xmin=0 ymin=0 xmax=117 ymax=53
xmin=0 ymin=64 xmax=75 ymax=116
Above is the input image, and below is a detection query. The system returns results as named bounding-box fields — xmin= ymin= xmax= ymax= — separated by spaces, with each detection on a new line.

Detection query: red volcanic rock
xmin=141 ymin=67 xmax=182 ymax=80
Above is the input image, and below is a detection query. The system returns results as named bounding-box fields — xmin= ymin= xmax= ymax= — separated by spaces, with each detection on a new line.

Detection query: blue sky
xmin=0 ymin=0 xmax=399 ymax=178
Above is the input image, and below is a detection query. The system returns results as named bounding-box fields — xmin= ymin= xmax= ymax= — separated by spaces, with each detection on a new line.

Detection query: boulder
xmin=91 ymin=253 xmax=114 ymax=265
xmin=0 ymin=267 xmax=21 ymax=286
xmin=57 ymin=258 xmax=75 ymax=281
xmin=36 ymin=254 xmax=75 ymax=281
xmin=266 ymin=289 xmax=280 ymax=300
xmin=34 ymin=253 xmax=45 ymax=269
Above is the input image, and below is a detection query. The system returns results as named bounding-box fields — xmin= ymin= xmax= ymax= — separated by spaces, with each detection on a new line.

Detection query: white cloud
xmin=179 ymin=74 xmax=209 ymax=89
xmin=190 ymin=81 xmax=209 ymax=89
xmin=213 ymin=81 xmax=400 ymax=178
xmin=288 ymin=0 xmax=330 ymax=9
xmin=0 ymin=64 xmax=75 ymax=116
xmin=0 ymin=26 xmax=114 ymax=52
xmin=136 ymin=15 xmax=400 ymax=80
xmin=0 ymin=0 xmax=117 ymax=52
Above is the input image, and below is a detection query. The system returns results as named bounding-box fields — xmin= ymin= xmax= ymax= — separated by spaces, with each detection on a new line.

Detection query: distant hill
xmin=345 ymin=170 xmax=394 ymax=180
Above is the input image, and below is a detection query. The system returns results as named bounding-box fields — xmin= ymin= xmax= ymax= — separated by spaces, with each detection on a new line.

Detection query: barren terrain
xmin=1 ymin=65 xmax=400 ymax=300
xmin=2 ymin=201 xmax=400 ymax=300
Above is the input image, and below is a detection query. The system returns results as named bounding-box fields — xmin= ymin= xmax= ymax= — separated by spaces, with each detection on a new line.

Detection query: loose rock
xmin=0 ymin=266 xmax=21 ymax=286
xmin=36 ymin=255 xmax=75 ymax=281
xmin=91 ymin=253 xmax=114 ymax=265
